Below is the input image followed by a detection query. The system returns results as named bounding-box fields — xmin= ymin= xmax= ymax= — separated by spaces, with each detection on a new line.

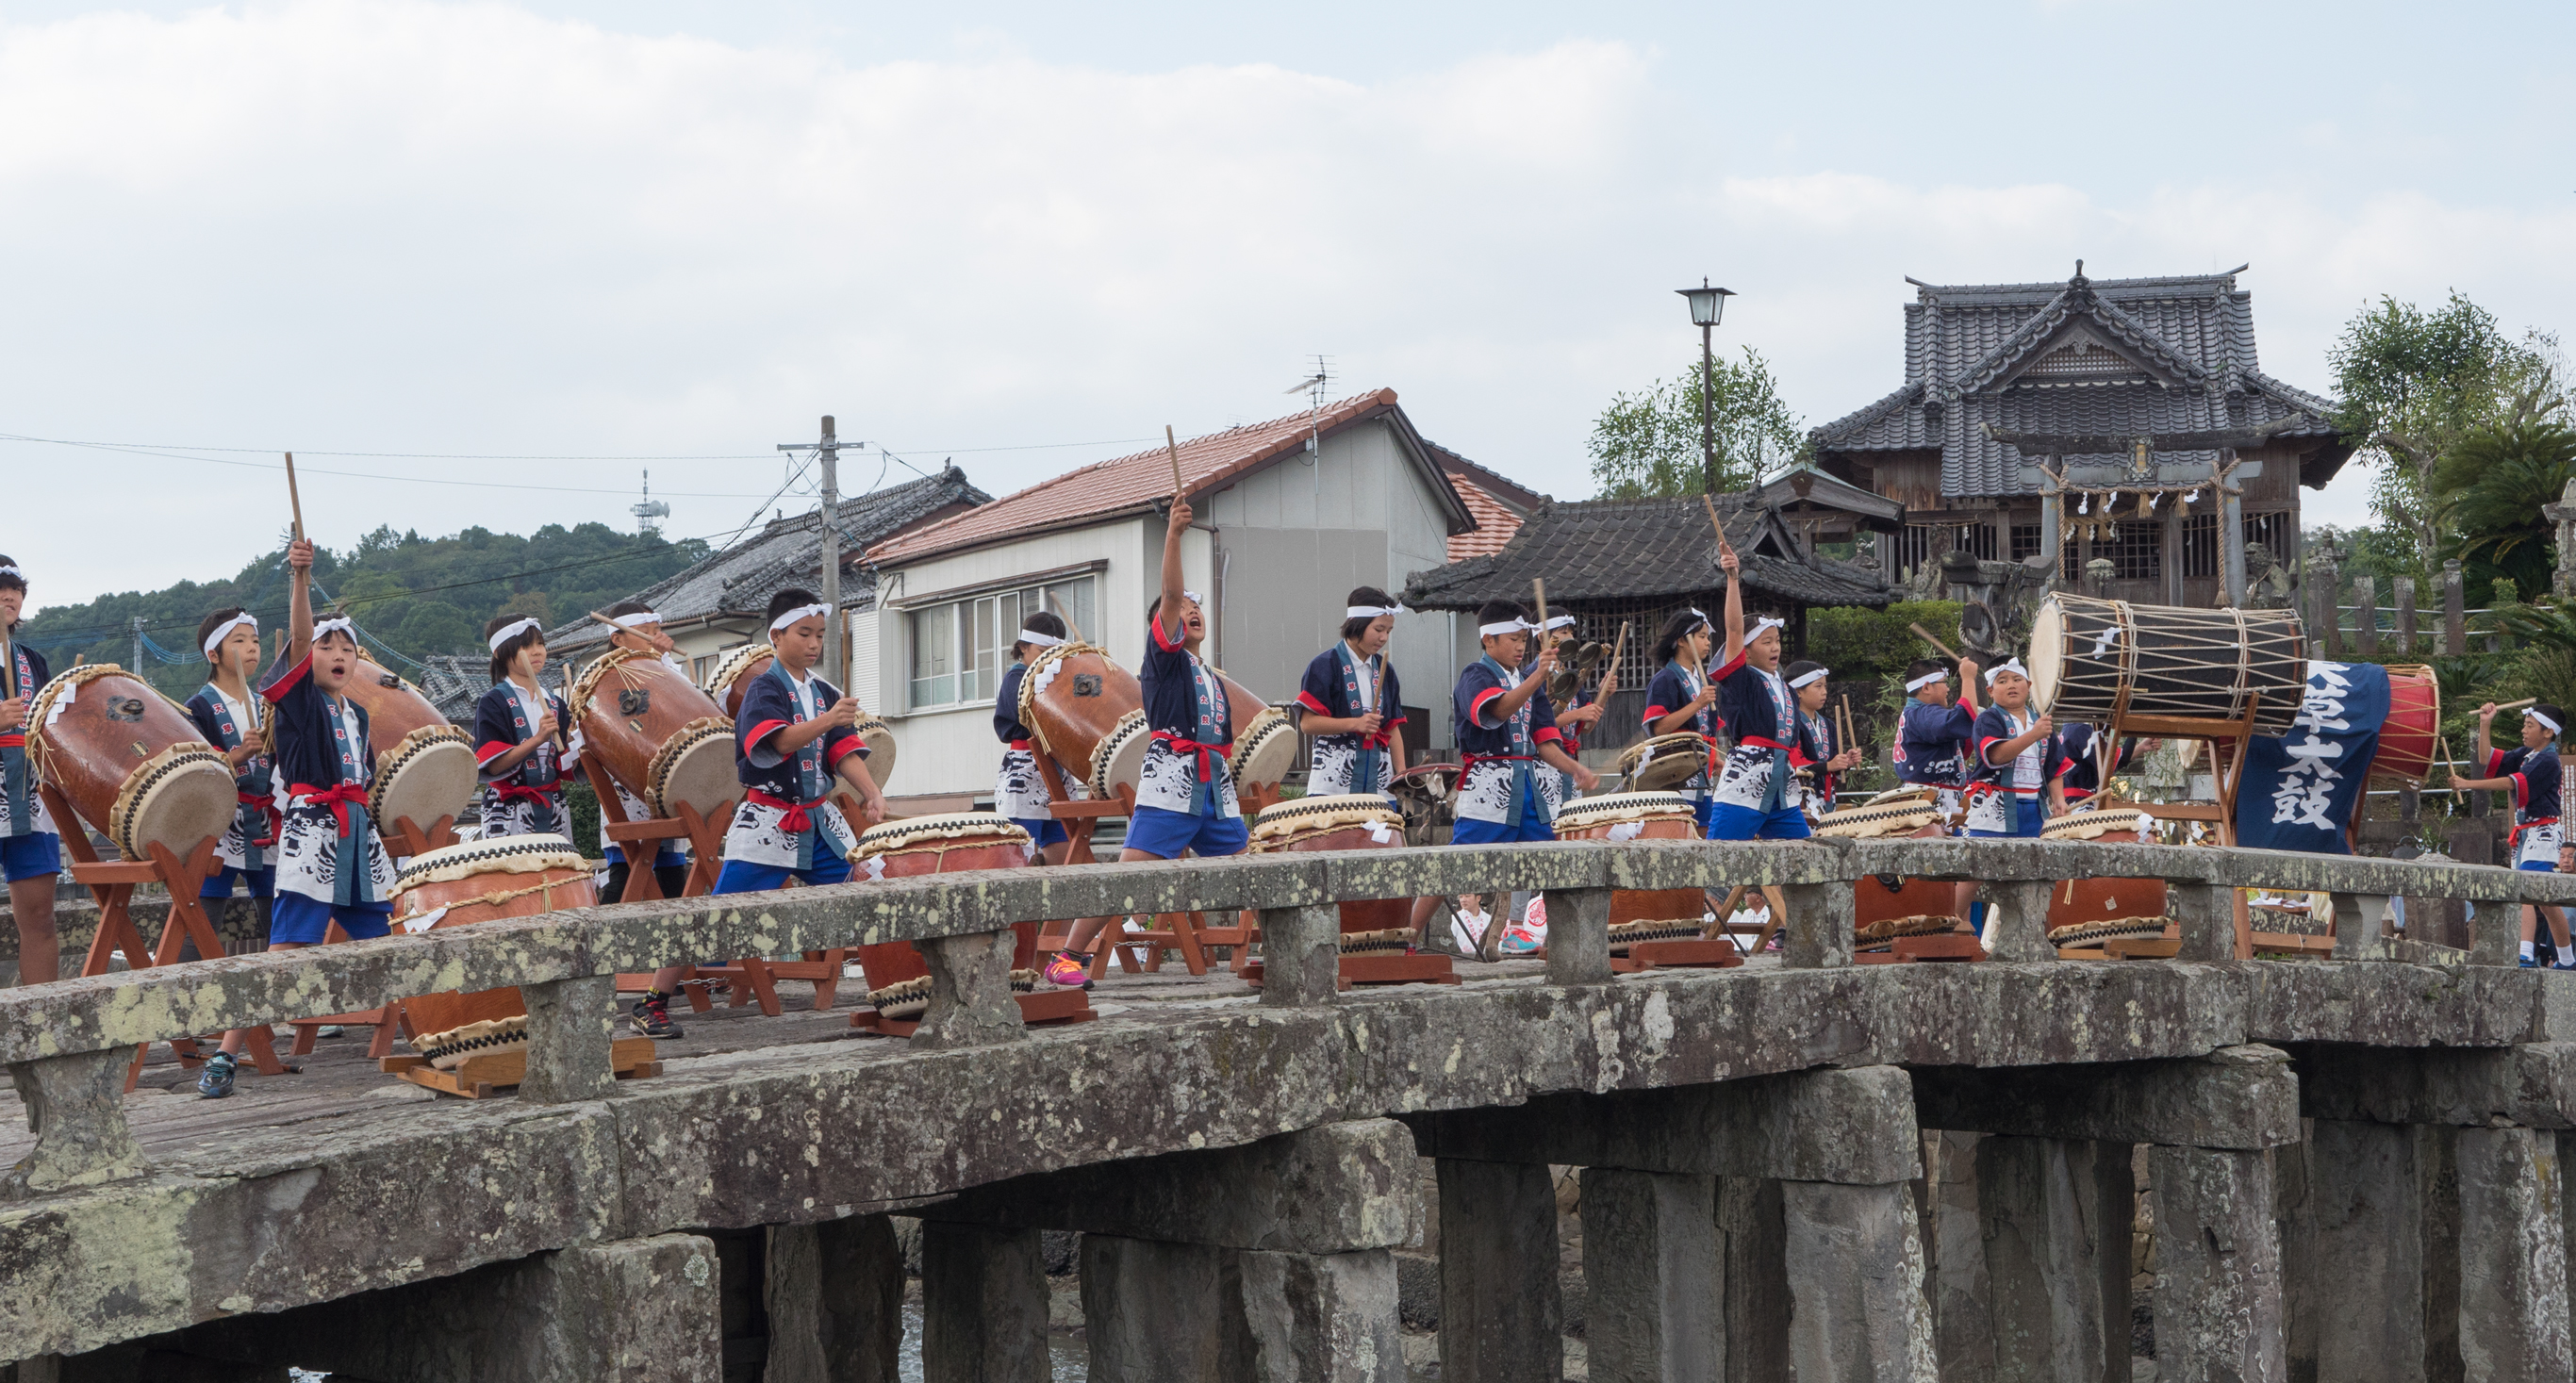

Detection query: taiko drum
xmin=570 ymin=648 xmax=735 ymax=820
xmin=2370 ymin=664 xmax=2441 ymax=785
xmin=1017 ymin=643 xmax=1148 ymax=799
xmin=26 ymin=664 xmax=236 ymax=863
xmin=847 ymin=814 xmax=1041 ymax=998
xmin=389 ymin=835 xmax=597 ymax=1042
xmin=702 ymin=641 xmax=899 ymax=790
xmin=1550 ymin=791 xmax=1707 ymax=927
xmin=1248 ymin=794 xmax=1411 ymax=932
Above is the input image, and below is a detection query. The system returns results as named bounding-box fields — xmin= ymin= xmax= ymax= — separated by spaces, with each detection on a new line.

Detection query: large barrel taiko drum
xmin=1217 ymin=668 xmax=1297 ymax=791
xmin=571 ymin=649 xmax=735 ymax=819
xmin=1247 ymin=794 xmax=1412 ymax=943
xmin=342 ymin=653 xmax=476 ymax=834
xmin=28 ymin=665 xmax=237 ymax=863
xmin=1016 ymin=642 xmax=1148 ymax=799
xmin=2370 ymin=664 xmax=2441 ymax=785
xmin=2039 ymin=806 xmax=2168 ymax=936
xmin=1551 ymin=791 xmax=1709 ymax=947
xmin=847 ymin=814 xmax=1039 ymax=1021
xmin=2028 ymin=595 xmax=2305 ymax=734
xmin=390 ymin=834 xmax=596 ymax=1068
xmin=703 ymin=641 xmax=897 ymax=791
xmin=1815 ymin=787 xmax=1960 ymax=930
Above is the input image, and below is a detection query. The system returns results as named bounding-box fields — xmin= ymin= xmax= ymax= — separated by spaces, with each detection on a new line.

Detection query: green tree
xmin=2329 ymin=292 xmax=2554 ymax=570
xmin=2432 ymin=398 xmax=2576 ymax=605
xmin=1587 ymin=347 xmax=1803 ymax=499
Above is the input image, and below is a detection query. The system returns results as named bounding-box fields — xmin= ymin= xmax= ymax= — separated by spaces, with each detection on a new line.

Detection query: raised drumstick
xmin=1908 ymin=621 xmax=1965 ymax=665
xmin=285 ymin=453 xmax=305 ymax=543
xmin=1164 ymin=425 xmax=1186 ymax=497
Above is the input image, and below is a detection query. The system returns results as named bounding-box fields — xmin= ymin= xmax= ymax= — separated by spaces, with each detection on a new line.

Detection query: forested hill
xmin=14 ymin=522 xmax=709 ymax=698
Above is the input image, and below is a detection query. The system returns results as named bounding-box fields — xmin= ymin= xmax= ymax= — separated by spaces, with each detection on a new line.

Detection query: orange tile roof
xmin=868 ymin=388 xmax=1410 ymax=566
xmin=1445 ymin=476 xmax=1524 ymax=561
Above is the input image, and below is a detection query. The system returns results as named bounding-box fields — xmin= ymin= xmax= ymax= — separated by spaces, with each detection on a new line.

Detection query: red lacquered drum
xmin=27 ymin=664 xmax=236 ymax=862
xmin=1814 ymin=788 xmax=1960 ymax=930
xmin=1248 ymin=793 xmax=1412 ymax=940
xmin=2370 ymin=664 xmax=2441 ymax=785
xmin=1016 ymin=642 xmax=1148 ymax=799
xmin=848 ymin=814 xmax=1038 ymax=1020
xmin=2039 ymin=806 xmax=2168 ymax=932
xmin=343 ymin=653 xmax=475 ymax=835
xmin=1551 ymin=791 xmax=1707 ymax=943
xmin=571 ymin=649 xmax=735 ymax=819
xmin=704 ymin=642 xmax=899 ymax=791
xmin=388 ymin=834 xmax=596 ymax=1068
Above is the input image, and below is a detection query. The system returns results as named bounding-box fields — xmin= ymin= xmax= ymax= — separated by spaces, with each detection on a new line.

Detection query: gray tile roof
xmin=1401 ymin=493 xmax=1891 ymax=611
xmin=414 ymin=654 xmax=574 ymax=725
xmin=1812 ymin=267 xmax=2350 ymax=498
xmin=543 ymin=466 xmax=987 ymax=655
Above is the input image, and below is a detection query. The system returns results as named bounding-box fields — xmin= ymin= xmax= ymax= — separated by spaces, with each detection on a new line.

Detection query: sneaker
xmin=195 ymin=1052 xmax=238 ymax=1099
xmin=1498 ymin=923 xmax=1544 ymax=956
xmin=315 ymin=1025 xmax=344 ymax=1039
xmin=1044 ymin=950 xmax=1094 ymax=990
xmin=630 ymin=994 xmax=683 ymax=1040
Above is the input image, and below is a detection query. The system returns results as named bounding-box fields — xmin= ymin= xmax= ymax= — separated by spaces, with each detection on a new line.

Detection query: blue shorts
xmin=604 ymin=843 xmax=689 ymax=867
xmin=1967 ymin=798 xmax=2047 ymax=839
xmin=1013 ymin=816 xmax=1071 ymax=849
xmin=201 ymin=864 xmax=276 ymax=899
xmin=0 ymin=831 xmax=60 ymax=882
xmin=713 ymin=852 xmax=855 ymax=894
xmin=271 ymin=894 xmax=392 ymax=945
xmin=2518 ymin=859 xmax=2558 ymax=874
xmin=1452 ymin=775 xmax=1557 ymax=845
xmin=1123 ymin=805 xmax=1249 ymax=860
xmin=1708 ymin=802 xmax=1811 ymax=841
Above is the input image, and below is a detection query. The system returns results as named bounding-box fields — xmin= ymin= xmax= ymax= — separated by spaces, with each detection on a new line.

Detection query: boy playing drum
xmin=2452 ymin=701 xmax=2574 ymax=968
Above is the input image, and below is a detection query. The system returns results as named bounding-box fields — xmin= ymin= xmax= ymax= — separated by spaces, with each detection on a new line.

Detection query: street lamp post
xmin=1676 ymin=279 xmax=1736 ymax=496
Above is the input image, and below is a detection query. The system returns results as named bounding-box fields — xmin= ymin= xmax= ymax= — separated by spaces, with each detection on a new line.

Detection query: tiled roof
xmin=1811 ymin=268 xmax=2351 ymax=497
xmin=414 ymin=654 xmax=574 ymax=725
xmin=1402 ymin=493 xmax=1891 ymax=611
xmin=869 ymin=389 xmax=1471 ymax=566
xmin=1426 ymin=439 xmax=1548 ymax=513
xmin=1445 ymin=475 xmax=1527 ymax=561
xmin=544 ymin=466 xmax=986 ymax=653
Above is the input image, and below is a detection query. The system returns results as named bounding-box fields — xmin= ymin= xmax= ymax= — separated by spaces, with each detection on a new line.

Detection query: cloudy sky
xmin=4 ymin=0 xmax=2569 ymax=610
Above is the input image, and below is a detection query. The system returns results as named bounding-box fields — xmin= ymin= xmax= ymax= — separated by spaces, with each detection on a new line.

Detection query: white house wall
xmin=872 ymin=515 xmax=1221 ymax=800
xmin=1202 ymin=418 xmax=1458 ymax=751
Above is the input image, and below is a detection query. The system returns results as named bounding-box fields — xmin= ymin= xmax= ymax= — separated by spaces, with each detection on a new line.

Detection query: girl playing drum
xmin=1638 ymin=607 xmax=1722 ymax=834
xmin=995 ymin=610 xmax=1081 ymax=855
xmin=473 ymin=615 xmax=576 ymax=839
xmin=1293 ymin=587 xmax=1410 ymax=798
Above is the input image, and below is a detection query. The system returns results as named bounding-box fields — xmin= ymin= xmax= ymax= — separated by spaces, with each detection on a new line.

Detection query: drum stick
xmin=1529 ymin=576 xmax=1551 ymax=678
xmin=1044 ymin=589 xmax=1085 ymax=646
xmin=1700 ymin=493 xmax=1736 ymax=560
xmin=1908 ymin=622 xmax=1964 ymax=664
xmin=1836 ymin=696 xmax=1855 ymax=758
xmin=1606 ymin=620 xmax=1629 ymax=689
xmin=1164 ymin=425 xmax=1186 ymax=498
xmin=2495 ymin=697 xmax=2538 ymax=712
xmin=284 ymin=453 xmax=305 ymax=544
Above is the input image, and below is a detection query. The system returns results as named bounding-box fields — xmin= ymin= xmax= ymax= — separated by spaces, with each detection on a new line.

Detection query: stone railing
xmin=6 ymin=837 xmax=2574 ymax=1198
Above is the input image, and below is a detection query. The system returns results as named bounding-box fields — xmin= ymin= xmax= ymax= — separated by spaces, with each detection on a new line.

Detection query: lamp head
xmin=1677 ymin=278 xmax=1735 ymax=327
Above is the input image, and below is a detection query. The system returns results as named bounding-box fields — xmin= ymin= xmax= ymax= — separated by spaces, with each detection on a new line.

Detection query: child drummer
xmin=185 ymin=607 xmax=277 ymax=948
xmin=0 ymin=556 xmax=61 ymax=987
xmin=2452 ymin=701 xmax=2574 ymax=968
xmin=1961 ymin=659 xmax=2066 ymax=840
xmin=202 ymin=538 xmax=399 ymax=1097
xmin=711 ymin=588 xmax=886 ymax=896
xmin=1044 ymin=495 xmax=1247 ymax=986
xmin=587 ymin=601 xmax=692 ymax=904
xmin=1540 ymin=605 xmax=1610 ymax=802
xmin=1781 ymin=660 xmax=1862 ymax=816
xmin=1437 ymin=598 xmax=1598 ymax=953
xmin=995 ymin=608 xmax=1083 ymax=856
xmin=1294 ymin=586 xmax=1411 ymax=797
xmin=1640 ymin=608 xmax=1722 ymax=832
xmin=473 ymin=614 xmax=575 ymax=839
xmin=1705 ymin=547 xmax=1808 ymax=843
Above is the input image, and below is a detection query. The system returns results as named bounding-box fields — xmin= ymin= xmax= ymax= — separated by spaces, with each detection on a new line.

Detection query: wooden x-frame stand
xmin=42 ymin=784 xmax=294 ymax=1091
xmin=586 ymin=758 xmax=844 ymax=1015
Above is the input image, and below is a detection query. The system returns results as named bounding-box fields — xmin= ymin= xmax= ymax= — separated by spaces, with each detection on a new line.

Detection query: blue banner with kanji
xmin=2234 ymin=661 xmax=2389 ymax=855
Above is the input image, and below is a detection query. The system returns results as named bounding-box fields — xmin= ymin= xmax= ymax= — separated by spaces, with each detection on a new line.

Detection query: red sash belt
xmin=290 ymin=782 xmax=372 ymax=834
xmin=748 ymin=788 xmax=827 ymax=833
xmin=239 ymin=790 xmax=280 ymax=848
xmin=2512 ymin=816 xmax=2562 ymax=848
xmin=0 ymin=733 xmax=24 ymax=750
xmin=490 ymin=782 xmax=560 ymax=809
xmin=1738 ymin=735 xmax=1794 ymax=752
xmin=1152 ymin=730 xmax=1234 ymax=783
xmin=1008 ymin=739 xmax=1032 ymax=751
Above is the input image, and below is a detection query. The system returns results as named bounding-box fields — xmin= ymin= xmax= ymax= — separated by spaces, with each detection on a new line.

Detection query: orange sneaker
xmin=1043 ymin=950 xmax=1094 ymax=990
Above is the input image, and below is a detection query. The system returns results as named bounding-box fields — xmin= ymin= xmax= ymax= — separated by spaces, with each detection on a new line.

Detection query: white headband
xmin=313 ymin=616 xmax=357 ymax=644
xmin=1788 ymin=667 xmax=1827 ymax=689
xmin=2530 ymin=708 xmax=2563 ymax=735
xmin=1747 ymin=617 xmax=1785 ymax=640
xmin=609 ymin=611 xmax=662 ymax=630
xmin=487 ymin=617 xmax=542 ymax=651
xmin=769 ymin=602 xmax=832 ymax=634
xmin=1905 ymin=669 xmax=1948 ymax=693
xmin=1478 ymin=619 xmax=1531 ymax=637
xmin=1346 ymin=604 xmax=1405 ymax=619
xmin=0 ymin=565 xmax=23 ymax=582
xmin=1016 ymin=629 xmax=1065 ymax=648
xmin=1687 ymin=607 xmax=1710 ymax=625
xmin=1541 ymin=615 xmax=1577 ymax=632
xmin=1182 ymin=589 xmax=1203 ymax=605
xmin=202 ymin=612 xmax=258 ymax=659
xmin=1984 ymin=658 xmax=2030 ymax=685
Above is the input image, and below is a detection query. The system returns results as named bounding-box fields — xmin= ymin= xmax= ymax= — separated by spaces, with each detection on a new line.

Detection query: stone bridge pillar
xmin=1412 ymin=1064 xmax=1932 ymax=1382
xmin=2296 ymin=1043 xmax=2576 ymax=1382
xmin=1912 ymin=1045 xmax=2301 ymax=1383
xmin=921 ymin=1118 xmax=1416 ymax=1381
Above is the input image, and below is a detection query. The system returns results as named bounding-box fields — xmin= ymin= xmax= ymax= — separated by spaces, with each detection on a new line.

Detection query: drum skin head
xmin=1621 ymin=734 xmax=1709 ymax=792
xmin=2027 ymin=601 xmax=2068 ymax=715
xmin=858 ymin=723 xmax=897 ymax=795
xmin=120 ymin=754 xmax=239 ymax=863
xmin=376 ymin=737 xmax=478 ymax=832
xmin=655 ymin=733 xmax=739 ymax=821
xmin=1095 ymin=714 xmax=1149 ymax=799
xmin=1230 ymin=713 xmax=1298 ymax=789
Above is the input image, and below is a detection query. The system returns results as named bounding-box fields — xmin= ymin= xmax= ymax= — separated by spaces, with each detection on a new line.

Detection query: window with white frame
xmin=909 ymin=576 xmax=1098 ymax=711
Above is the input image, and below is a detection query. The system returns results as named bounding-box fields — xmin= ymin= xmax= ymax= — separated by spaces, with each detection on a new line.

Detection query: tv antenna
xmin=1282 ymin=354 xmax=1333 ymax=456
xmin=629 ymin=469 xmax=669 ymax=533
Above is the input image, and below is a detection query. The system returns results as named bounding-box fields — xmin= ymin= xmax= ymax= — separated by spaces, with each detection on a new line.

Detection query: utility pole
xmin=778 ymin=417 xmax=856 ymax=684
xmin=131 ymin=616 xmax=144 ymax=680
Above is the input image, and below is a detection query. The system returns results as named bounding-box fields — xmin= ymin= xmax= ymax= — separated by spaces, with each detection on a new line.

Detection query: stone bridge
xmin=7 ymin=838 xmax=2576 ymax=1381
